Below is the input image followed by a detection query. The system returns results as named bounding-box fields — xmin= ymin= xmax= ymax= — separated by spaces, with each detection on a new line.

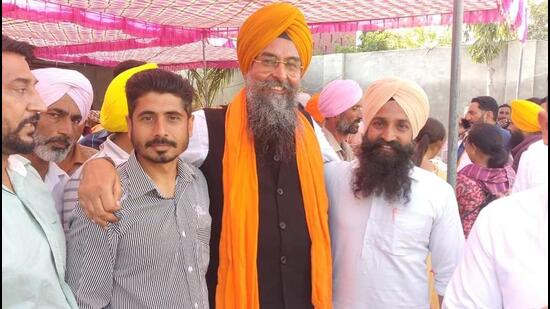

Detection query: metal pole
xmin=201 ymin=35 xmax=209 ymax=107
xmin=446 ymin=0 xmax=464 ymax=188
xmin=515 ymin=42 xmax=525 ymax=98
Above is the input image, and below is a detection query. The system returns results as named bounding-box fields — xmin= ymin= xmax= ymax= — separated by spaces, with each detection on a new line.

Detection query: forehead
xmin=48 ymin=94 xmax=82 ymax=116
xmin=134 ymin=92 xmax=186 ymax=113
xmin=373 ymin=100 xmax=409 ymax=121
xmin=2 ymin=52 xmax=35 ymax=84
xmin=259 ymin=37 xmax=299 ymax=59
xmin=469 ymin=102 xmax=481 ymax=110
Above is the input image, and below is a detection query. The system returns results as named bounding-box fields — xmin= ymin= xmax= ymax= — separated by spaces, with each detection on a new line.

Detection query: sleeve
xmin=65 ymin=204 xmax=118 ymax=309
xmin=180 ymin=109 xmax=209 ymax=168
xmin=429 ymin=183 xmax=465 ymax=296
xmin=442 ymin=210 xmax=502 ymax=309
xmin=313 ymin=121 xmax=340 ymax=163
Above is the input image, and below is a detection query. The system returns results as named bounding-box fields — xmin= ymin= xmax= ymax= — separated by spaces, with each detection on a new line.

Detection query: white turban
xmin=362 ymin=77 xmax=429 ymax=138
xmin=32 ymin=68 xmax=94 ymax=124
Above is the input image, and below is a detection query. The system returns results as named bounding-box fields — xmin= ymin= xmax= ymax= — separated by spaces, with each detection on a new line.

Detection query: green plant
xmin=185 ymin=68 xmax=237 ymax=109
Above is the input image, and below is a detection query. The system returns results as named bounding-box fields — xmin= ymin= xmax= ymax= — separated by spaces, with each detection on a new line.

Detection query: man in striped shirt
xmin=66 ymin=68 xmax=211 ymax=309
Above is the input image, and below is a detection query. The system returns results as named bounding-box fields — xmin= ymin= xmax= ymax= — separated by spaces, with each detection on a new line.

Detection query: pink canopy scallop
xmin=1 ymin=0 xmax=528 ymax=70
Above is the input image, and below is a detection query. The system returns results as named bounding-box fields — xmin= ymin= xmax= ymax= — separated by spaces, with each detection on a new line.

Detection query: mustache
xmin=145 ymin=137 xmax=177 ymax=148
xmin=15 ymin=114 xmax=40 ymax=132
xmin=256 ymin=80 xmax=294 ymax=93
xmin=366 ymin=139 xmax=404 ymax=153
xmin=43 ymin=135 xmax=71 ymax=148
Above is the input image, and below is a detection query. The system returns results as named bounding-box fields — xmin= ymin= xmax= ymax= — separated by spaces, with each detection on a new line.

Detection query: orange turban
xmin=511 ymin=99 xmax=543 ymax=133
xmin=305 ymin=93 xmax=325 ymax=125
xmin=362 ymin=77 xmax=430 ymax=139
xmin=237 ymin=3 xmax=313 ymax=75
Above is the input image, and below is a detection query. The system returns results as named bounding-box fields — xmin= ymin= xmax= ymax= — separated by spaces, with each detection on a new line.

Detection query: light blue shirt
xmin=2 ymin=155 xmax=77 ymax=308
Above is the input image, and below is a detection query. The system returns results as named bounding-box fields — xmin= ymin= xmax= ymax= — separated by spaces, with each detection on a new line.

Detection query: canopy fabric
xmin=1 ymin=0 xmax=527 ymax=69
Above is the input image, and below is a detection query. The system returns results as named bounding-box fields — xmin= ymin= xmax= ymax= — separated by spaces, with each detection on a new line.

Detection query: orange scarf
xmin=217 ymin=89 xmax=332 ymax=308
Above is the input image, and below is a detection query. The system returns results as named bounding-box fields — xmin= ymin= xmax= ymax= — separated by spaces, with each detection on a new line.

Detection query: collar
xmin=125 ymin=151 xmax=197 ymax=199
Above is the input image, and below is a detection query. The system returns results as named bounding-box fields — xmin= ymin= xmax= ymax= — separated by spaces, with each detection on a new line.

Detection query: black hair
xmin=126 ymin=68 xmax=194 ymax=117
xmin=498 ymin=104 xmax=511 ymax=110
xmin=2 ymin=35 xmax=35 ymax=62
xmin=472 ymin=96 xmax=499 ymax=121
xmin=467 ymin=123 xmax=509 ymax=168
xmin=412 ymin=118 xmax=446 ymax=166
xmin=526 ymin=97 xmax=545 ymax=105
xmin=113 ymin=60 xmax=147 ymax=78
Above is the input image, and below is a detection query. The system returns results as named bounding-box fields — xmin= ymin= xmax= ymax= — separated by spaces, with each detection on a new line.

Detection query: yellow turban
xmin=511 ymin=99 xmax=543 ymax=133
xmin=237 ymin=3 xmax=313 ymax=75
xmin=362 ymin=77 xmax=430 ymax=139
xmin=100 ymin=63 xmax=158 ymax=132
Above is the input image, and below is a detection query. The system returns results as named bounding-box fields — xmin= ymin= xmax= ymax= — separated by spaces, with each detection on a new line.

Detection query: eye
xmin=72 ymin=118 xmax=82 ymax=125
xmin=261 ymin=57 xmax=278 ymax=67
xmin=16 ymin=88 xmax=27 ymax=94
xmin=285 ymin=60 xmax=301 ymax=71
xmin=371 ymin=120 xmax=384 ymax=129
xmin=168 ymin=115 xmax=181 ymax=121
xmin=140 ymin=115 xmax=153 ymax=122
xmin=398 ymin=123 xmax=410 ymax=131
xmin=48 ymin=112 xmax=61 ymax=119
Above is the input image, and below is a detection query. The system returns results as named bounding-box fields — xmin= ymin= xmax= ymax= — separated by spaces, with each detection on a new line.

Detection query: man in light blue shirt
xmin=2 ymin=34 xmax=78 ymax=308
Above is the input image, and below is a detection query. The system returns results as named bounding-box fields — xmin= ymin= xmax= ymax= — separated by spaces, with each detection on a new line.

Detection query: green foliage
xmin=185 ymin=68 xmax=237 ymax=109
xmin=528 ymin=0 xmax=548 ymax=40
xmin=466 ymin=23 xmax=516 ymax=64
xmin=335 ymin=27 xmax=452 ymax=53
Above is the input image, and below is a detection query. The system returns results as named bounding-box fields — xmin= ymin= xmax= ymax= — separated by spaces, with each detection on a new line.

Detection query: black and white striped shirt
xmin=66 ymin=152 xmax=211 ymax=309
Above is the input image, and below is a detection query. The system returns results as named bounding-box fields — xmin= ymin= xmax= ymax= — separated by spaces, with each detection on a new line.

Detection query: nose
xmin=381 ymin=127 xmax=397 ymax=142
xmin=28 ymin=88 xmax=47 ymax=113
xmin=57 ymin=117 xmax=74 ymax=136
xmin=152 ymin=118 xmax=167 ymax=136
xmin=271 ymin=62 xmax=288 ymax=82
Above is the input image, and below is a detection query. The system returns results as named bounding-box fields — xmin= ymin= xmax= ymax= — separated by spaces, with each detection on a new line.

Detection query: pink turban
xmin=318 ymin=80 xmax=363 ymax=118
xmin=362 ymin=77 xmax=429 ymax=138
xmin=32 ymin=68 xmax=94 ymax=124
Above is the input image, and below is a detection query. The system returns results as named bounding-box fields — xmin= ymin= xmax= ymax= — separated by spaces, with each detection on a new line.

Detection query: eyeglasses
xmin=252 ymin=56 xmax=303 ymax=77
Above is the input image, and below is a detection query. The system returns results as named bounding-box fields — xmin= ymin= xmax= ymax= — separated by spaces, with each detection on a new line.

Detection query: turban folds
xmin=305 ymin=93 xmax=325 ymax=125
xmin=318 ymin=80 xmax=363 ymax=118
xmin=511 ymin=99 xmax=543 ymax=133
xmin=237 ymin=3 xmax=313 ymax=75
xmin=100 ymin=63 xmax=158 ymax=132
xmin=32 ymin=68 xmax=94 ymax=124
xmin=362 ymin=77 xmax=429 ymax=139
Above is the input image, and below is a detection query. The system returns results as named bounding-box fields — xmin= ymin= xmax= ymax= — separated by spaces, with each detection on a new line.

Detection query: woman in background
xmin=413 ymin=118 xmax=447 ymax=180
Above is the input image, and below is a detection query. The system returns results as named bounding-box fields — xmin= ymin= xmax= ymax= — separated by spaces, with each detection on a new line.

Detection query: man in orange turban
xmin=75 ymin=3 xmax=335 ymax=309
xmin=326 ymin=77 xmax=464 ymax=308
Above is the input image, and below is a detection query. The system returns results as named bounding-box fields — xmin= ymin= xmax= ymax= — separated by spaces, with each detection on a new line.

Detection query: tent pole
xmin=515 ymin=42 xmax=525 ymax=98
xmin=446 ymin=0 xmax=464 ymax=188
xmin=202 ymin=34 xmax=209 ymax=107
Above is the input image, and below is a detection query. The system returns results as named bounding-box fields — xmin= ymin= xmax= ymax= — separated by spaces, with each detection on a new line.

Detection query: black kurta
xmin=200 ymin=107 xmax=313 ymax=309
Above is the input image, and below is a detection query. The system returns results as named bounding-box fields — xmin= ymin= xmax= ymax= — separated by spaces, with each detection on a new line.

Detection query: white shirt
xmin=443 ymin=184 xmax=548 ymax=309
xmin=181 ymin=109 xmax=340 ymax=166
xmin=325 ymin=161 xmax=465 ymax=309
xmin=512 ymin=140 xmax=548 ymax=193
xmin=44 ymin=162 xmax=70 ymax=219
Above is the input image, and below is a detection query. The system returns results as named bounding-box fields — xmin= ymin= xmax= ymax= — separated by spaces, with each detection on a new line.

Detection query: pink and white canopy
xmin=2 ymin=0 xmax=527 ymax=70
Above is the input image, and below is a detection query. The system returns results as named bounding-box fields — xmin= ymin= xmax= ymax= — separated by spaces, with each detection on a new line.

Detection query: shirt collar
xmin=125 ymin=151 xmax=197 ymax=198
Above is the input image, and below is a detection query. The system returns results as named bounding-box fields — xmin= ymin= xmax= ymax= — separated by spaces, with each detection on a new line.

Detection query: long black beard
xmin=353 ymin=138 xmax=415 ymax=204
xmin=246 ymin=79 xmax=299 ymax=162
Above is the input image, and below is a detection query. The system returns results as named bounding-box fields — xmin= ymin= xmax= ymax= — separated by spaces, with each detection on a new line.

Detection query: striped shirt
xmin=62 ymin=135 xmax=129 ymax=232
xmin=66 ymin=152 xmax=211 ymax=309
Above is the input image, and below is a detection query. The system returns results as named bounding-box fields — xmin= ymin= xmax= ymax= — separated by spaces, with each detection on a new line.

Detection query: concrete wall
xmin=213 ymin=40 xmax=547 ymax=128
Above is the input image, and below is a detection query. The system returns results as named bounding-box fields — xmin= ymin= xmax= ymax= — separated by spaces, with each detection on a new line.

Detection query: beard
xmin=509 ymin=130 xmax=525 ymax=150
xmin=2 ymin=114 xmax=40 ymax=155
xmin=134 ymin=135 xmax=181 ymax=164
xmin=336 ymin=118 xmax=361 ymax=135
xmin=353 ymin=138 xmax=415 ymax=203
xmin=246 ymin=78 xmax=299 ymax=162
xmin=33 ymin=132 xmax=73 ymax=163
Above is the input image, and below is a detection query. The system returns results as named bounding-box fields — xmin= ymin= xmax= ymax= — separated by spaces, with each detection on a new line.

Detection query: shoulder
xmin=479 ymin=185 xmax=547 ymax=225
xmin=324 ymin=160 xmax=354 ymax=181
xmin=412 ymin=166 xmax=452 ymax=191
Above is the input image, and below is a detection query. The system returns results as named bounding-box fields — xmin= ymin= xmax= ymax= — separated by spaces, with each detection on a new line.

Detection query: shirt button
xmin=274 ymin=155 xmax=281 ymax=162
xmin=194 ymin=303 xmax=198 ymax=309
xmin=277 ymin=188 xmax=284 ymax=196
xmin=280 ymin=255 xmax=287 ymax=265
xmin=181 ymin=231 xmax=186 ymax=237
xmin=188 ymin=266 xmax=194 ymax=273
xmin=279 ymin=222 xmax=287 ymax=230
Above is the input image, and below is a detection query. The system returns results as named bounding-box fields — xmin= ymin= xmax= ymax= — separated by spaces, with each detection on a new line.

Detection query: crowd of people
xmin=2 ymin=3 xmax=548 ymax=309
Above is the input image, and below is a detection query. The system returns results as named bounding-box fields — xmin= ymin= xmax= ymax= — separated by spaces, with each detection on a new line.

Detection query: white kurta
xmin=443 ymin=184 xmax=548 ymax=309
xmin=512 ymin=140 xmax=548 ymax=193
xmin=325 ymin=161 xmax=464 ymax=309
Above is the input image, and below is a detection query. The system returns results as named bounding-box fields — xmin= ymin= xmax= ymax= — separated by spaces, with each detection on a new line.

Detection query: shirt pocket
xmin=372 ymin=210 xmax=432 ymax=256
